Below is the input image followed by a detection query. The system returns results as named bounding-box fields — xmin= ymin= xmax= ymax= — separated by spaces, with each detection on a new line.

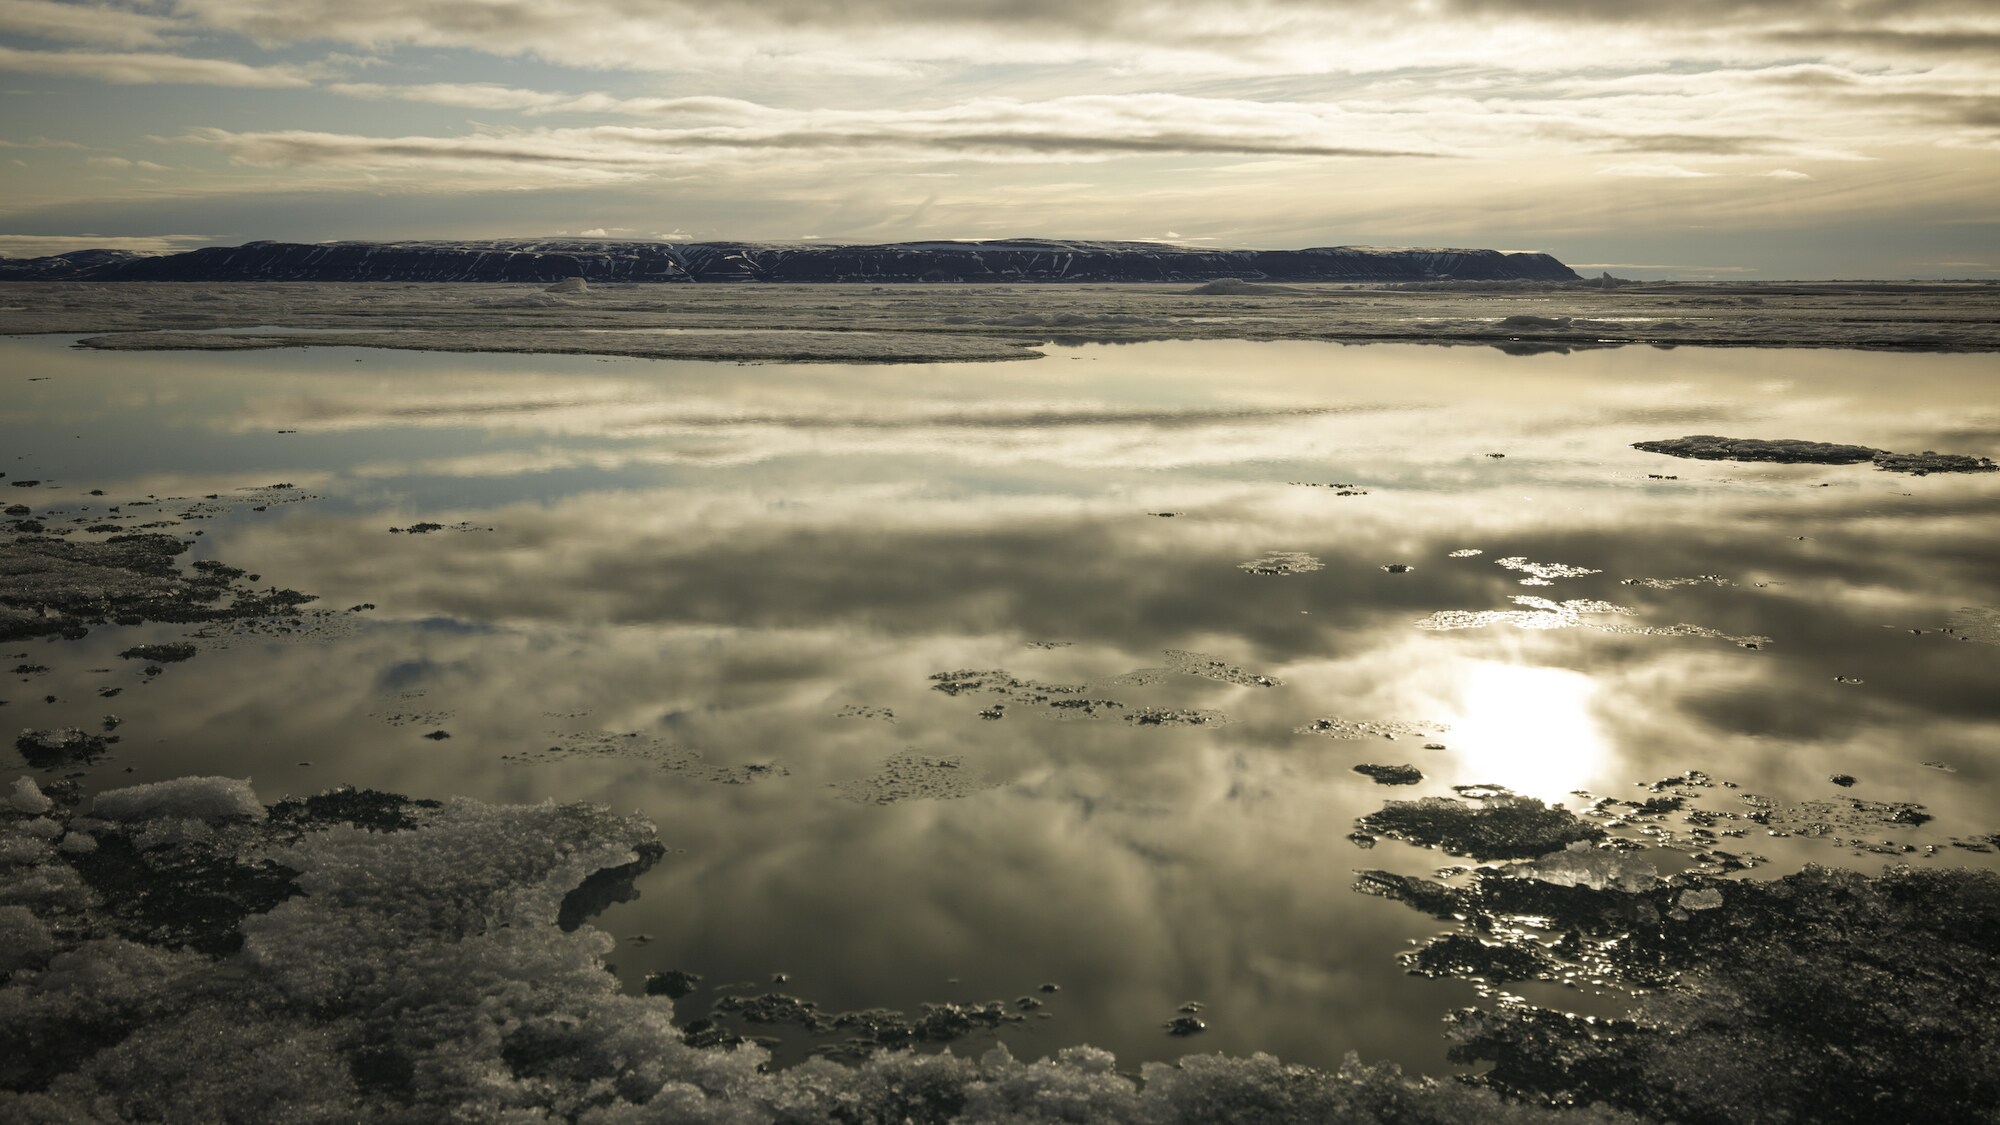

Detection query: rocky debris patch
xmin=927 ymin=667 xmax=1139 ymax=723
xmin=834 ymin=704 xmax=896 ymax=722
xmin=14 ymin=727 xmax=114 ymax=767
xmin=186 ymin=604 xmax=364 ymax=648
xmin=116 ymin=643 xmax=197 ymax=664
xmin=1634 ymin=434 xmax=1996 ymax=474
xmin=1356 ymin=792 xmax=1605 ymax=860
xmin=505 ymin=730 xmax=787 ymax=786
xmin=644 ymin=969 xmax=702 ymax=999
xmin=1869 ymin=449 xmax=1997 ymax=474
xmin=1633 ymin=435 xmax=1879 ymax=463
xmin=0 ymin=533 xmax=315 ymax=643
xmin=703 ymin=991 xmax=1031 ymax=1062
xmin=370 ymin=691 xmax=453 ymax=729
xmin=1113 ymin=649 xmax=1283 ymax=689
xmin=267 ymin=786 xmax=442 ymax=833
xmin=831 ymin=751 xmax=999 ymax=804
xmin=1238 ymin=551 xmax=1324 ymax=576
xmin=1406 ymin=933 xmax=1556 ymax=984
xmin=1379 ymin=860 xmax=2000 ymax=1125
xmin=1738 ymin=792 xmax=1933 ymax=851
xmin=1354 ymin=763 xmax=1425 ymax=785
xmin=388 ymin=520 xmax=491 ymax=534
xmin=1554 ymin=768 xmax=1952 ymax=869
xmin=1620 ymin=575 xmax=1731 ymax=589
xmin=1298 ymin=716 xmax=1451 ymax=741
xmin=1122 ymin=707 xmax=1230 ymax=727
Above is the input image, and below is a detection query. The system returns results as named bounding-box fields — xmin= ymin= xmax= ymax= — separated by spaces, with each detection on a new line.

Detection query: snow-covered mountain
xmin=0 ymin=248 xmax=146 ymax=279
xmin=4 ymin=238 xmax=1582 ymax=283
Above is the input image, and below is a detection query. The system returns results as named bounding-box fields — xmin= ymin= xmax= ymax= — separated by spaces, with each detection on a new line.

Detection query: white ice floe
xmin=90 ymin=776 xmax=266 ymax=823
xmin=9 ymin=777 xmax=52 ymax=815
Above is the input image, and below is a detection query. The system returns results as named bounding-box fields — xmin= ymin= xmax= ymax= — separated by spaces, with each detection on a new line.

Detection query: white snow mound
xmin=91 ymin=776 xmax=265 ymax=823
xmin=10 ymin=776 xmax=52 ymax=814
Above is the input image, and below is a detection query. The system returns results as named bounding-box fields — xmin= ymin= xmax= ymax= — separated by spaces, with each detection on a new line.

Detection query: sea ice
xmin=10 ymin=777 xmax=51 ymax=815
xmin=90 ymin=777 xmax=266 ymax=823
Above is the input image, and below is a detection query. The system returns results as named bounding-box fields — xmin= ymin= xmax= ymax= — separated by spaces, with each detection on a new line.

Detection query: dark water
xmin=5 ymin=335 xmax=1998 ymax=1073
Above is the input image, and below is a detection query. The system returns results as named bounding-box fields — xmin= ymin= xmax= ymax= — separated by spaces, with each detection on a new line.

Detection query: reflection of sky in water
xmin=4 ymin=335 xmax=1998 ymax=1073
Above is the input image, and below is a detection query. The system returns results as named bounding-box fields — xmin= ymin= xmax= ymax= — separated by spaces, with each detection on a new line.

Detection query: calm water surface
xmin=5 ymin=335 xmax=1998 ymax=1073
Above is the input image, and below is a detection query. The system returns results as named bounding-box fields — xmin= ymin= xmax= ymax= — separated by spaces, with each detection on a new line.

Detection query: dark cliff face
xmin=5 ymin=238 xmax=1581 ymax=284
xmin=0 ymin=249 xmax=145 ymax=279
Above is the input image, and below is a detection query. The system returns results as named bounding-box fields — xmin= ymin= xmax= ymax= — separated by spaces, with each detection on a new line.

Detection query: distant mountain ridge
xmin=0 ymin=248 xmax=147 ymax=279
xmin=0 ymin=238 xmax=1581 ymax=283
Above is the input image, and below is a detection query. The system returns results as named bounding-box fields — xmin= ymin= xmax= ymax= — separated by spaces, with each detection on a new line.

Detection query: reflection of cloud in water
xmin=8 ymin=336 xmax=1998 ymax=1072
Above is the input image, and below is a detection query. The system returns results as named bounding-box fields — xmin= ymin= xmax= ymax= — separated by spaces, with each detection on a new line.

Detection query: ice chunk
xmin=18 ymin=817 xmax=61 ymax=841
xmin=91 ymin=776 xmax=265 ymax=823
xmin=9 ymin=776 xmax=52 ymax=815
xmin=0 ymin=905 xmax=54 ymax=973
xmin=0 ymin=833 xmax=53 ymax=866
xmin=1678 ymin=886 xmax=1725 ymax=911
xmin=1509 ymin=841 xmax=1657 ymax=891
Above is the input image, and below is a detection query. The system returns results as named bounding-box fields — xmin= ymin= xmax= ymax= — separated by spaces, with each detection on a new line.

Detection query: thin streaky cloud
xmin=0 ymin=0 xmax=179 ymax=48
xmin=0 ymin=45 xmax=312 ymax=87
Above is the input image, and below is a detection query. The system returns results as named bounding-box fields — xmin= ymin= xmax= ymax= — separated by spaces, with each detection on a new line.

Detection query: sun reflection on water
xmin=1444 ymin=661 xmax=1613 ymax=801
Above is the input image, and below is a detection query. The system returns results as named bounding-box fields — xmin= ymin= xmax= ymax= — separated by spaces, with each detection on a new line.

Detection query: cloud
xmin=0 ymin=232 xmax=210 ymax=256
xmin=317 ymin=89 xmax=1446 ymax=158
xmin=0 ymin=45 xmax=311 ymax=86
xmin=1761 ymin=168 xmax=1814 ymax=179
xmin=161 ymin=0 xmax=2000 ymax=74
xmin=182 ymin=94 xmax=1453 ymax=186
xmin=83 ymin=155 xmax=172 ymax=171
xmin=327 ymin=82 xmax=771 ymax=119
xmin=1596 ymin=162 xmax=1715 ymax=178
xmin=0 ymin=0 xmax=179 ymax=48
xmin=1607 ymin=133 xmax=1788 ymax=156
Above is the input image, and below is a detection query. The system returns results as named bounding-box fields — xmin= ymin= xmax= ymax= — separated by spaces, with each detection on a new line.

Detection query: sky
xmin=1 ymin=0 xmax=1997 ymax=278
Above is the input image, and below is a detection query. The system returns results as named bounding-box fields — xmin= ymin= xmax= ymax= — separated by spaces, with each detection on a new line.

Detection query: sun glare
xmin=1444 ymin=661 xmax=1613 ymax=801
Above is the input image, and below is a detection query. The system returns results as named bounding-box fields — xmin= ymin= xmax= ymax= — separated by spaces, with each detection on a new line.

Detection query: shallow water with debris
xmin=4 ymin=333 xmax=1998 ymax=1077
